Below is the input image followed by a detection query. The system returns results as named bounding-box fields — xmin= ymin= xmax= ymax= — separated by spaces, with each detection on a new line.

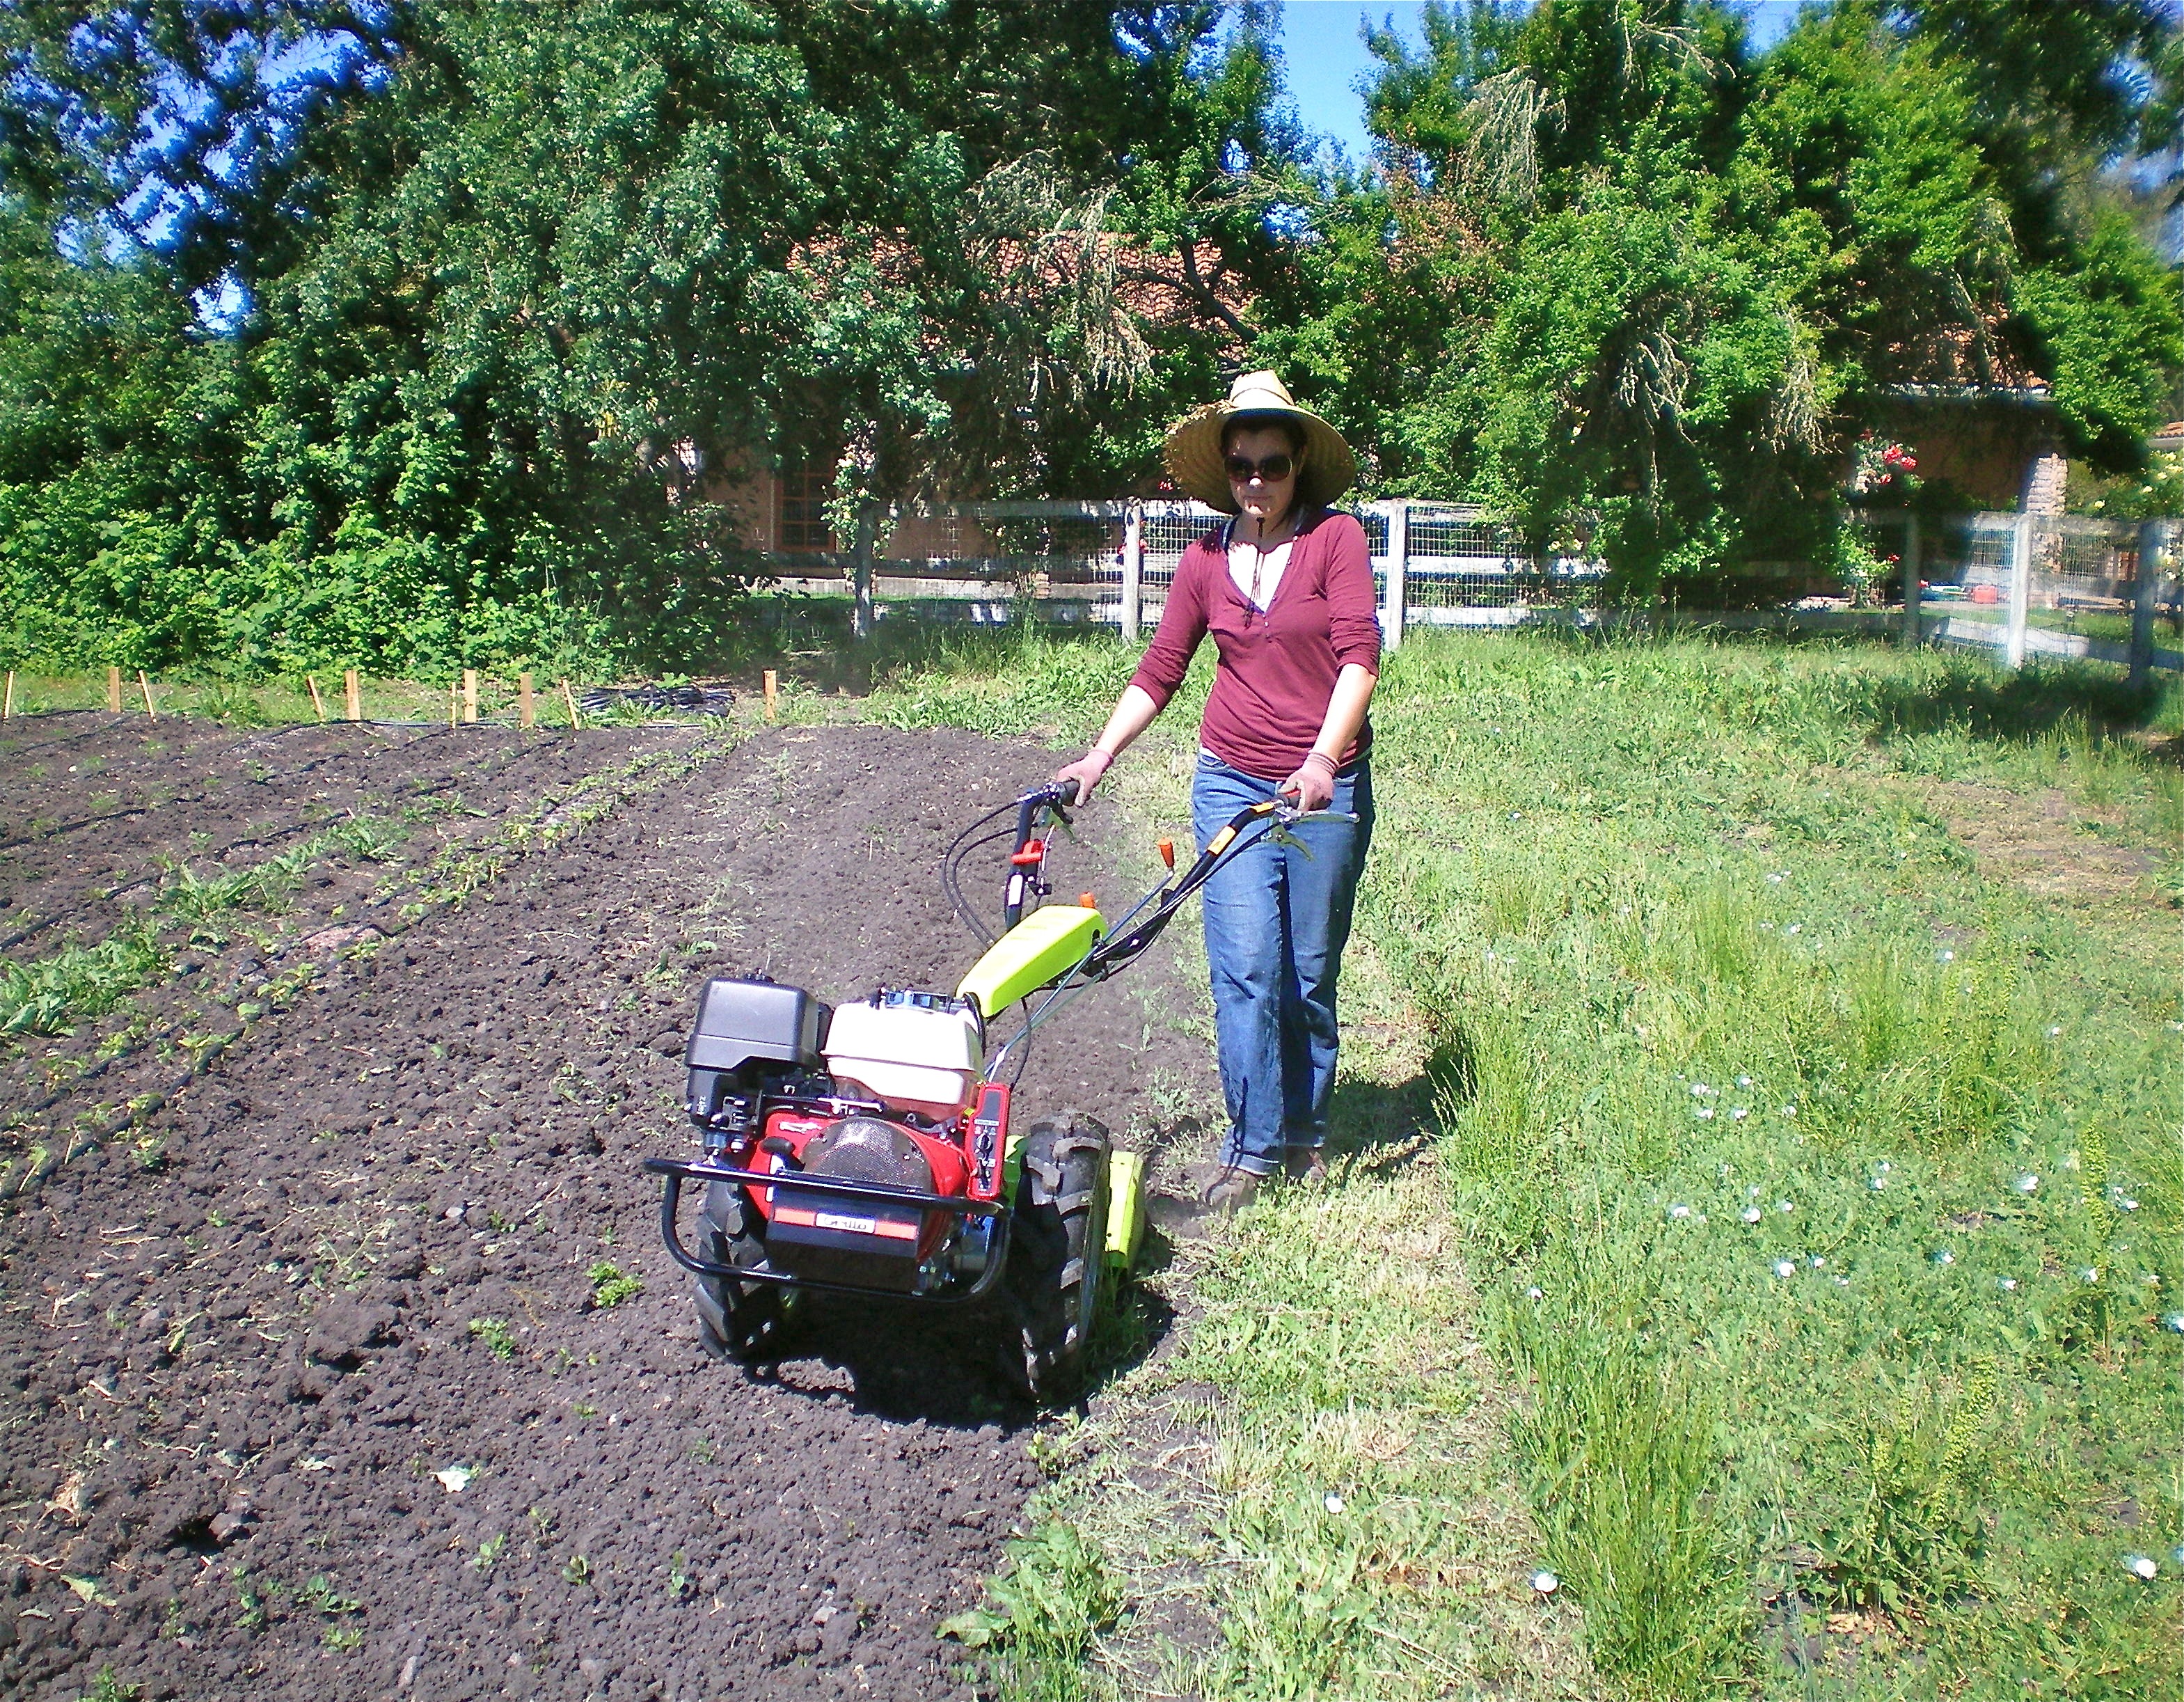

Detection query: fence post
xmin=2130 ymin=519 xmax=2169 ymax=686
xmin=106 ymin=666 xmax=122 ymax=714
xmin=344 ymin=669 xmax=362 ymax=722
xmin=1121 ymin=500 xmax=1144 ymax=645
xmin=2005 ymin=509 xmax=2032 ymax=670
xmin=1382 ymin=501 xmax=1409 ymax=651
xmin=1899 ymin=514 xmax=1922 ymax=649
xmin=851 ymin=503 xmax=876 ymax=641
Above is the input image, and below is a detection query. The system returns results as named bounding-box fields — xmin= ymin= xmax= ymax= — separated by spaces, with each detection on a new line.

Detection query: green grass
xmin=871 ymin=624 xmax=2183 ymax=1700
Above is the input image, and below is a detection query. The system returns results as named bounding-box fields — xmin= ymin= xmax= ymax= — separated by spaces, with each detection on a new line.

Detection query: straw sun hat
xmin=1162 ymin=371 xmax=1358 ymax=515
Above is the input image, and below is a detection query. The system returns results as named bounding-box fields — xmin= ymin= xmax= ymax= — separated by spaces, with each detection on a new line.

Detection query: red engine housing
xmin=741 ymin=1105 xmax=971 ymax=1264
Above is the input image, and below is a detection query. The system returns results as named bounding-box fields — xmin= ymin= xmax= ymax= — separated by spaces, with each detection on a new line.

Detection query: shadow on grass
xmin=1327 ymin=1042 xmax=1464 ymax=1181
xmin=1858 ymin=657 xmax=2179 ymax=750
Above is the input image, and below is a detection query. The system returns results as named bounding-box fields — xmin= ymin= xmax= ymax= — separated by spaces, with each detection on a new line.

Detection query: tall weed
xmin=1499 ymin=1274 xmax=1745 ymax=1691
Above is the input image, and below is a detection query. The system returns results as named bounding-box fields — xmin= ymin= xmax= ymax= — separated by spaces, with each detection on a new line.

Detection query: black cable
xmin=942 ymin=825 xmax=1019 ymax=946
xmin=941 ymin=797 xmax=1033 ymax=946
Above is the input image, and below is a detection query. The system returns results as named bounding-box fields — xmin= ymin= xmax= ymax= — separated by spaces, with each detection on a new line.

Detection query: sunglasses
xmin=1224 ymin=452 xmax=1295 ymax=483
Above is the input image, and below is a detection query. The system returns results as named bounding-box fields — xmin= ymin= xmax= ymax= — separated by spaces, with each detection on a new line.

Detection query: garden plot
xmin=0 ymin=723 xmax=1214 ymax=1702
xmin=0 ymin=719 xmax=720 ymax=1203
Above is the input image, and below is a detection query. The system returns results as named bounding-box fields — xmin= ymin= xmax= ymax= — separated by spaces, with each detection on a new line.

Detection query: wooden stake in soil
xmin=2 ymin=672 xmax=13 ymax=721
xmin=763 ymin=669 xmax=778 ymax=722
xmin=137 ymin=670 xmax=157 ymax=722
xmin=519 ymin=672 xmax=535 ymax=729
xmin=561 ymin=679 xmax=581 ymax=728
xmin=107 ymin=666 xmax=123 ymax=714
xmin=306 ymin=675 xmax=328 ymax=723
xmin=462 ymin=668 xmax=480 ymax=724
xmin=344 ymin=669 xmax=362 ymax=722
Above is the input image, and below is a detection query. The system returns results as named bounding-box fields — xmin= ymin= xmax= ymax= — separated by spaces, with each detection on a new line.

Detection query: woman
xmin=1055 ymin=372 xmax=1379 ymax=1214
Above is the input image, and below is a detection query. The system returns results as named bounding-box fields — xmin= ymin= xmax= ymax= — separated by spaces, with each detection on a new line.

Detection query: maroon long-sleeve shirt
xmin=1128 ymin=508 xmax=1382 ymax=782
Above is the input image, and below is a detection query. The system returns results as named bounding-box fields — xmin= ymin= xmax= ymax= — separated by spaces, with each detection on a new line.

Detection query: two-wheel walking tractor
xmin=642 ymin=779 xmax=1341 ymax=1402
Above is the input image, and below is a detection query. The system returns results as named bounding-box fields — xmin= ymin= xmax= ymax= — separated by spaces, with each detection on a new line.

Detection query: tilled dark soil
xmin=0 ymin=723 xmax=1214 ymax=1701
xmin=0 ymin=716 xmax=647 ymax=961
xmin=1 ymin=720 xmax=714 ymax=1205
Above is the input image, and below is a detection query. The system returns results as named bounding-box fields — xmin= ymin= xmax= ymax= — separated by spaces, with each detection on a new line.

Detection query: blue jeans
xmin=1193 ymin=752 xmax=1375 ymax=1176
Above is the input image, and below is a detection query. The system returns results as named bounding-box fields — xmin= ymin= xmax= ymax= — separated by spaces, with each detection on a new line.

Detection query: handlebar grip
xmin=1052 ymin=778 xmax=1082 ymax=806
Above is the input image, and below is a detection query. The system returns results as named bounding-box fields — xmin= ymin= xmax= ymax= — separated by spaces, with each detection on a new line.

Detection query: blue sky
xmin=1272 ymin=1 xmax=1811 ymax=166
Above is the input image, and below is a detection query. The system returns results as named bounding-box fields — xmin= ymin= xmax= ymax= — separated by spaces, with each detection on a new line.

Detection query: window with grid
xmin=779 ymin=466 xmax=834 ymax=551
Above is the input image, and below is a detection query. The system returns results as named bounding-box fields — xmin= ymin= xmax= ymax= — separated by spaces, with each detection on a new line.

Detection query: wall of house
xmin=1878 ymin=403 xmax=2055 ymax=512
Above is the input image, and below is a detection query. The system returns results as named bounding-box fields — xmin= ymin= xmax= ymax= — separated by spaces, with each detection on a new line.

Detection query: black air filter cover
xmin=686 ymin=977 xmax=829 ymax=1075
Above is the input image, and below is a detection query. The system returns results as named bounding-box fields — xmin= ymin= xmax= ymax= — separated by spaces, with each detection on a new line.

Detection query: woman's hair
xmin=1220 ymin=413 xmax=1308 ymax=458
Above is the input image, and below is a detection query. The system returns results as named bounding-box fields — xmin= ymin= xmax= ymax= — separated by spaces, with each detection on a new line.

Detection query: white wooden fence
xmin=761 ymin=500 xmax=2181 ymax=679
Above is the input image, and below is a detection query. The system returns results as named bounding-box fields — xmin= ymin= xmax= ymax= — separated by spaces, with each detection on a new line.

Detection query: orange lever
xmin=1157 ymin=837 xmax=1175 ymax=870
xmin=1079 ymin=892 xmax=1098 ymax=908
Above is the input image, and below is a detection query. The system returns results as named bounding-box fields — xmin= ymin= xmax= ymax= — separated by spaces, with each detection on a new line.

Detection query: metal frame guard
xmin=644 ymin=1156 xmax=1013 ymax=1303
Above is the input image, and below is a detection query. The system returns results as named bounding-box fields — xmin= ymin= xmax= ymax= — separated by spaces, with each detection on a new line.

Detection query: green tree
xmin=1279 ymin=0 xmax=2182 ymax=594
xmin=0 ymin=1 xmax=1266 ymax=672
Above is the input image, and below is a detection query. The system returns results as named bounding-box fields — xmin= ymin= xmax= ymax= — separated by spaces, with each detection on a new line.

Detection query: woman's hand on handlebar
xmin=1279 ymin=750 xmax=1338 ymax=814
xmin=1053 ymin=748 xmax=1114 ymax=804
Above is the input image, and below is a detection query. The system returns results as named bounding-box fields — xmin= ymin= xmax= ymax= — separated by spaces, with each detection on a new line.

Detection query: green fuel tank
xmin=956 ymin=904 xmax=1104 ymax=1017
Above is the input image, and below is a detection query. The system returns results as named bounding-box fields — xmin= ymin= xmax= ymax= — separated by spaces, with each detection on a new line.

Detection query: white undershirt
xmin=1227 ymin=527 xmax=1295 ymax=610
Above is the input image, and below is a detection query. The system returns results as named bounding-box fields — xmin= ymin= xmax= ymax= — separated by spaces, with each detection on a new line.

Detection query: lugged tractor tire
xmin=693 ymin=1182 xmax=793 ymax=1363
xmin=999 ymin=1114 xmax=1111 ymax=1404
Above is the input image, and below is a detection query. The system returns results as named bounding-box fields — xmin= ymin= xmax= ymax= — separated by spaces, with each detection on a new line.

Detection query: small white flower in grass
xmin=1526 ymin=1286 xmax=1543 ymax=1301
xmin=1760 ymin=921 xmax=1776 ymax=931
xmin=2142 ymin=1272 xmax=2160 ymax=1288
xmin=1785 ymin=923 xmax=1802 ymax=936
xmin=1733 ymin=1106 xmax=1750 ymax=1121
xmin=1691 ymin=1082 xmax=1716 ymax=1097
xmin=1936 ymin=949 xmax=1955 ymax=963
xmin=1749 ymin=1185 xmax=1762 ymax=1197
xmin=1694 ymin=1106 xmax=1715 ymax=1120
xmin=1781 ymin=1103 xmax=1798 ymax=1117
xmin=1931 ymin=1249 xmax=1955 ymax=1266
xmin=2171 ymin=1021 xmax=2184 ymax=1032
xmin=1833 ymin=1275 xmax=1851 ymax=1287
xmin=2122 ymin=1553 xmax=2158 ymax=1582
xmin=2047 ymin=1025 xmax=2062 ymax=1037
xmin=1324 ymin=1493 xmax=1345 ymax=1515
xmin=1668 ymin=1203 xmax=1692 ymax=1221
xmin=1809 ymin=1255 xmax=1826 ymax=1268
xmin=1778 ymin=1201 xmax=1794 ymax=1213
xmin=1998 ymin=1277 xmax=2018 ymax=1292
xmin=1868 ymin=1174 xmax=1888 ymax=1191
xmin=1741 ymin=1207 xmax=1764 ymax=1224
xmin=2080 ymin=1267 xmax=2102 ymax=1284
xmin=1773 ymin=1259 xmax=1798 ymax=1279
xmin=1767 ymin=872 xmax=1784 ymax=884
xmin=435 ymin=1465 xmax=474 ymax=1494
xmin=2164 ymin=1313 xmax=2184 ymax=1334
xmin=1736 ymin=1075 xmax=1752 ymax=1088
xmin=1530 ymin=1570 xmax=1560 ymax=1595
xmin=2013 ymin=1173 xmax=2039 ymax=1194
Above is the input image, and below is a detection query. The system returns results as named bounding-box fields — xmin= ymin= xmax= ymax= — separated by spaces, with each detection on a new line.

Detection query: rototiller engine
xmin=642 ymin=779 xmax=1341 ymax=1401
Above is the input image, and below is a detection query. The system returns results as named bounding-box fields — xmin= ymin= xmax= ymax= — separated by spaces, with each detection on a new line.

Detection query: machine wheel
xmin=999 ymin=1114 xmax=1111 ymax=1403
xmin=693 ymin=1182 xmax=793 ymax=1362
